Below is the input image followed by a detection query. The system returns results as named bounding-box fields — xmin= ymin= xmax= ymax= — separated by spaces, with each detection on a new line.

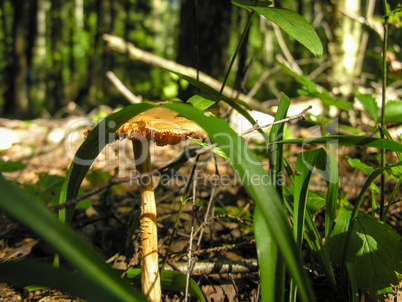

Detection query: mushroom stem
xmin=132 ymin=140 xmax=161 ymax=302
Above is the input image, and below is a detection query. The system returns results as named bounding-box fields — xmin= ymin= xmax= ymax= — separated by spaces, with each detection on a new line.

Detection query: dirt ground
xmin=0 ymin=106 xmax=401 ymax=301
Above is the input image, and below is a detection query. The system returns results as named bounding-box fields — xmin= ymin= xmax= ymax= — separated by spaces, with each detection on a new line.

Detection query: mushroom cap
xmin=116 ymin=107 xmax=207 ymax=146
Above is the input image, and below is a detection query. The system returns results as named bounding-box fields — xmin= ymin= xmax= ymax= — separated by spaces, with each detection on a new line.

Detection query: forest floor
xmin=0 ymin=105 xmax=401 ymax=302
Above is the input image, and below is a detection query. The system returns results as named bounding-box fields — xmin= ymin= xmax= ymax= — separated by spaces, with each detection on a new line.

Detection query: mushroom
xmin=116 ymin=106 xmax=207 ymax=302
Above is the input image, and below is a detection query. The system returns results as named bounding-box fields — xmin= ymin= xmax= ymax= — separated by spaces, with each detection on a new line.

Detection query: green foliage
xmin=232 ymin=2 xmax=323 ymax=58
xmin=329 ymin=207 xmax=402 ymax=300
xmin=127 ymin=269 xmax=206 ymax=302
xmin=0 ymin=173 xmax=147 ymax=302
xmin=384 ymin=100 xmax=402 ymax=123
xmin=277 ymin=61 xmax=352 ymax=111
xmin=0 ymin=159 xmax=26 ymax=172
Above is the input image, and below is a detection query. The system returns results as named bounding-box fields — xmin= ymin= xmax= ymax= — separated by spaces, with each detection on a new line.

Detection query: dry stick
xmin=240 ymin=105 xmax=312 ymax=136
xmin=165 ymin=259 xmax=258 ymax=275
xmin=196 ymin=184 xmax=218 ymax=247
xmin=102 ymin=34 xmax=274 ymax=115
xmin=194 ymin=105 xmax=313 ymax=157
xmin=194 ymin=214 xmax=250 ymax=238
xmin=172 ymin=239 xmax=255 ymax=261
xmin=185 ymin=178 xmax=198 ymax=302
xmin=106 ymin=71 xmax=142 ymax=104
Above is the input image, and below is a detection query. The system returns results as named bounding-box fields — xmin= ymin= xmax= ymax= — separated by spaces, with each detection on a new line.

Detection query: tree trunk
xmin=35 ymin=0 xmax=49 ymax=112
xmin=176 ymin=0 xmax=232 ymax=100
xmin=4 ymin=0 xmax=29 ymax=117
xmin=49 ymin=0 xmax=64 ymax=113
xmin=328 ymin=0 xmax=362 ymax=97
xmin=26 ymin=0 xmax=38 ymax=114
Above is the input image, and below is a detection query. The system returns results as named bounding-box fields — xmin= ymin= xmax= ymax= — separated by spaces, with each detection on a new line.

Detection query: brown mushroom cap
xmin=116 ymin=107 xmax=207 ymax=146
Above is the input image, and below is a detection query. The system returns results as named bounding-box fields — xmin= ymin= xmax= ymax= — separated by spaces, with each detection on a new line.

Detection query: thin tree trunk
xmin=26 ymin=0 xmax=38 ymax=114
xmin=35 ymin=0 xmax=48 ymax=111
xmin=4 ymin=0 xmax=29 ymax=117
xmin=328 ymin=0 xmax=362 ymax=97
xmin=49 ymin=0 xmax=64 ymax=113
xmin=176 ymin=0 xmax=232 ymax=100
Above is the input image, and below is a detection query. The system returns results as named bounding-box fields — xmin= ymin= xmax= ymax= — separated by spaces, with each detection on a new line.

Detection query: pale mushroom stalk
xmin=132 ymin=139 xmax=161 ymax=302
xmin=116 ymin=107 xmax=207 ymax=302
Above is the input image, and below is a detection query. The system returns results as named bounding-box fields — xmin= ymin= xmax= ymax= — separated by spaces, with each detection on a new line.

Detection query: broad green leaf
xmin=0 ymin=159 xmax=26 ymax=172
xmin=232 ymin=0 xmax=271 ymax=8
xmin=162 ymin=103 xmax=316 ymax=302
xmin=346 ymin=156 xmax=375 ymax=175
xmin=187 ymin=94 xmax=220 ymax=111
xmin=283 ymin=186 xmax=326 ymax=214
xmin=242 ymin=6 xmax=323 ymax=57
xmin=255 ymin=94 xmax=289 ymax=302
xmin=354 ymin=91 xmax=379 ymax=123
xmin=384 ymin=100 xmax=402 ymax=123
xmin=187 ymin=136 xmax=228 ymax=159
xmin=345 ymin=156 xmax=380 ymax=194
xmin=329 ymin=207 xmax=402 ymax=299
xmin=0 ymin=174 xmax=146 ymax=302
xmin=285 ymin=186 xmax=325 ymax=212
xmin=127 ymin=269 xmax=206 ymax=302
xmin=275 ymin=135 xmax=402 ymax=153
xmin=0 ymin=260 xmax=125 ymax=302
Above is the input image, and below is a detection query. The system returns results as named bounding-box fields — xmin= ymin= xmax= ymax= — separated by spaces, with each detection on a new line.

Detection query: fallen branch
xmin=102 ymin=34 xmax=273 ymax=115
xmin=106 ymin=71 xmax=142 ymax=104
xmin=165 ymin=259 xmax=258 ymax=275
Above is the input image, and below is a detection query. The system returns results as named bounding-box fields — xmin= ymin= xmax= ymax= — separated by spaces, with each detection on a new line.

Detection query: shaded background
xmin=0 ymin=0 xmax=401 ymax=119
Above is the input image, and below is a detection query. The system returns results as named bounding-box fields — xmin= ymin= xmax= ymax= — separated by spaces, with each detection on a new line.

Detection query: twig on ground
xmin=165 ymin=259 xmax=258 ymax=275
xmin=172 ymin=239 xmax=255 ymax=261
xmin=194 ymin=214 xmax=251 ymax=238
xmin=195 ymin=105 xmax=313 ymax=157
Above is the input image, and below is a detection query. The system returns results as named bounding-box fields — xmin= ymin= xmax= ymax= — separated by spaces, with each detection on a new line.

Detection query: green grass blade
xmin=255 ymin=93 xmax=289 ymax=302
xmin=275 ymin=135 xmax=402 ymax=152
xmin=127 ymin=269 xmax=206 ymax=302
xmin=325 ymin=145 xmax=339 ymax=240
xmin=293 ymin=149 xmax=326 ymax=249
xmin=291 ymin=148 xmax=325 ymax=301
xmin=304 ymin=209 xmax=337 ymax=289
xmin=0 ymin=260 xmax=127 ymax=302
xmin=162 ymin=103 xmax=316 ymax=302
xmin=58 ymin=103 xmax=154 ymax=224
xmin=0 ymin=174 xmax=146 ymax=302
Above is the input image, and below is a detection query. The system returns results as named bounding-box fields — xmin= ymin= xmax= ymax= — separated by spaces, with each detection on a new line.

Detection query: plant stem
xmin=219 ymin=10 xmax=255 ymax=96
xmin=132 ymin=140 xmax=161 ymax=302
xmin=379 ymin=0 xmax=389 ymax=220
